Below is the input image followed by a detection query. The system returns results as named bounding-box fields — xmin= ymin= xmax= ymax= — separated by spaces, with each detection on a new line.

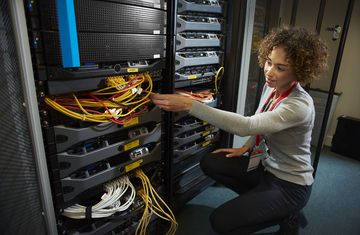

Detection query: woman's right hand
xmin=212 ymin=145 xmax=250 ymax=158
xmin=151 ymin=93 xmax=193 ymax=112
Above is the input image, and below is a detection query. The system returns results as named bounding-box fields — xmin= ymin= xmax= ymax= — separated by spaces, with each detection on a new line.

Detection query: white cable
xmin=63 ymin=175 xmax=136 ymax=219
xmin=64 ymin=177 xmax=135 ymax=218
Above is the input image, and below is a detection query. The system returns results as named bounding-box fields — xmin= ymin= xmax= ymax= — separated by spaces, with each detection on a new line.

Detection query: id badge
xmin=247 ymin=138 xmax=269 ymax=172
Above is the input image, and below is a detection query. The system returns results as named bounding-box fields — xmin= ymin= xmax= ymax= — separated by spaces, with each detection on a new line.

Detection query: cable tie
xmin=85 ymin=206 xmax=92 ymax=219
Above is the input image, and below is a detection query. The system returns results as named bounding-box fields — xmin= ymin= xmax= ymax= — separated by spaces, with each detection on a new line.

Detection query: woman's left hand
xmin=151 ymin=93 xmax=193 ymax=112
xmin=212 ymin=146 xmax=250 ymax=158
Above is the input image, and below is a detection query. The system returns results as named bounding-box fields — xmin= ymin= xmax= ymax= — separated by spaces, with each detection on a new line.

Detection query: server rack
xmin=24 ymin=0 xmax=172 ymax=234
xmin=16 ymin=0 xmax=248 ymax=234
xmin=169 ymin=0 xmax=228 ymax=209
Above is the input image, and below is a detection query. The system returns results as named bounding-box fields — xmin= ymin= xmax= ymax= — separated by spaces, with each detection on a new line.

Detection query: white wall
xmin=324 ymin=0 xmax=360 ymax=146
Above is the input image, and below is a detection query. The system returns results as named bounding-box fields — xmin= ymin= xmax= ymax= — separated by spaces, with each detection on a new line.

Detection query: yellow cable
xmin=46 ymin=97 xmax=150 ymax=122
xmin=45 ymin=73 xmax=152 ymax=123
xmin=137 ymin=182 xmax=152 ymax=234
xmin=73 ymin=94 xmax=93 ymax=115
xmin=141 ymin=170 xmax=176 ymax=223
xmin=45 ymin=98 xmax=107 ymax=122
xmin=123 ymin=79 xmax=152 ymax=106
xmin=214 ymin=66 xmax=224 ymax=94
xmin=92 ymin=75 xmax=145 ymax=95
xmin=142 ymin=171 xmax=177 ymax=229
xmin=135 ymin=170 xmax=177 ymax=235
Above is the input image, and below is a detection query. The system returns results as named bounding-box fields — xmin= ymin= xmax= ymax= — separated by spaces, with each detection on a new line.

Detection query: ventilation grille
xmin=75 ymin=0 xmax=166 ymax=34
xmin=0 ymin=1 xmax=47 ymax=235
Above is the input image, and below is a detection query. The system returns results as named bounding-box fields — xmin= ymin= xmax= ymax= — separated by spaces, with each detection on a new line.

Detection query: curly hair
xmin=258 ymin=27 xmax=329 ymax=85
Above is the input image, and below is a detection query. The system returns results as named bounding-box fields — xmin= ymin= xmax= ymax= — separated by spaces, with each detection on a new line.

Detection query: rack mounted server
xmin=177 ymin=0 xmax=223 ymax=14
xmin=171 ymin=0 xmax=227 ymax=209
xmin=26 ymin=0 xmax=166 ymax=83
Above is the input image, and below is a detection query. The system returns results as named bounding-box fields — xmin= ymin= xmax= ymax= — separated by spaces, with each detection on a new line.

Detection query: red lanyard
xmin=255 ymin=82 xmax=297 ymax=146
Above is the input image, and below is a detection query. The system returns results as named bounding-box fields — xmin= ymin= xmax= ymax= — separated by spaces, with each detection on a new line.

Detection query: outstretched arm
xmin=151 ymin=93 xmax=312 ymax=137
xmin=189 ymin=98 xmax=311 ymax=136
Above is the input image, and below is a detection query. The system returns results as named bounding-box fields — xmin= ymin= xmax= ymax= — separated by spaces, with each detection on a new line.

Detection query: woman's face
xmin=264 ymin=46 xmax=297 ymax=93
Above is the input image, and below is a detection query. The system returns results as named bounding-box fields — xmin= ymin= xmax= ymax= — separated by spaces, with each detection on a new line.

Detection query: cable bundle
xmin=45 ymin=73 xmax=153 ymax=124
xmin=63 ymin=175 xmax=135 ymax=219
xmin=135 ymin=169 xmax=177 ymax=235
xmin=176 ymin=89 xmax=215 ymax=103
xmin=175 ymin=66 xmax=224 ymax=103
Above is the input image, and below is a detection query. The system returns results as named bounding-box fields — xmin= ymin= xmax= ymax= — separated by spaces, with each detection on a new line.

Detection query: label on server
xmin=127 ymin=68 xmax=139 ymax=73
xmin=202 ymin=140 xmax=211 ymax=147
xmin=124 ymin=139 xmax=140 ymax=151
xmin=124 ymin=117 xmax=139 ymax=127
xmin=125 ymin=159 xmax=143 ymax=172
xmin=202 ymin=130 xmax=211 ymax=137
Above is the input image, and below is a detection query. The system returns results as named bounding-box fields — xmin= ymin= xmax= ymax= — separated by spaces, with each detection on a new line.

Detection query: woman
xmin=152 ymin=27 xmax=328 ymax=235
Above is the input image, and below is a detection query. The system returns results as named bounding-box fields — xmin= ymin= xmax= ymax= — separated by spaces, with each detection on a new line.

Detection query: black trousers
xmin=200 ymin=152 xmax=312 ymax=235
